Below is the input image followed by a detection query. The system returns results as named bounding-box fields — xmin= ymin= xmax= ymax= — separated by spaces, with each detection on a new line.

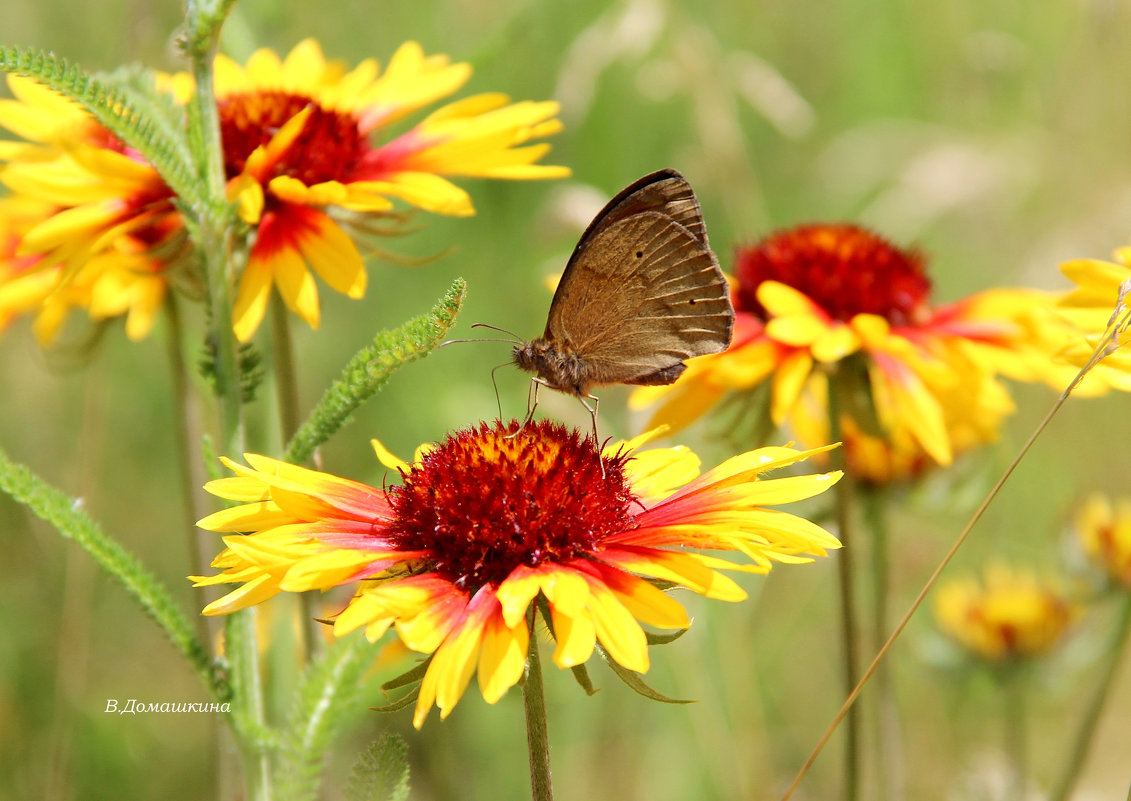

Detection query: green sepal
xmin=569 ymin=664 xmax=599 ymax=696
xmin=345 ymin=732 xmax=412 ymax=801
xmin=381 ymin=656 xmax=431 ymax=692
xmin=596 ymin=644 xmax=694 ymax=704
xmin=283 ymin=278 xmax=467 ymax=464
xmin=370 ymin=687 xmax=420 ymax=714
xmin=645 ymin=628 xmax=689 ymax=646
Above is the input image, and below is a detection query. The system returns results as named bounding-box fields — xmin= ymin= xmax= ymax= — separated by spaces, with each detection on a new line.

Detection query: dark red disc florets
xmin=734 ymin=224 xmax=932 ymax=326
xmin=217 ymin=91 xmax=367 ymax=184
xmin=386 ymin=420 xmax=638 ymax=591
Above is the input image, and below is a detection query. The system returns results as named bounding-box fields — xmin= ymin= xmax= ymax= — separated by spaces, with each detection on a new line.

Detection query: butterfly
xmin=512 ymin=168 xmax=734 ymax=442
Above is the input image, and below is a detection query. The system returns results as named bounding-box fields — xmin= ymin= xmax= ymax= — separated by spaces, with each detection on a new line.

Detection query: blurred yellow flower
xmin=1075 ymin=494 xmax=1131 ymax=588
xmin=632 ymin=224 xmax=1089 ymax=467
xmin=934 ymin=564 xmax=1077 ymax=662
xmin=0 ymin=39 xmax=569 ymax=344
xmin=1057 ymin=247 xmax=1131 ymax=390
xmin=193 ymin=420 xmax=841 ymax=727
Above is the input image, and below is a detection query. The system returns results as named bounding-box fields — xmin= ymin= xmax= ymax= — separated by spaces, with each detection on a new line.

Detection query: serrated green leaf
xmin=596 ymin=644 xmax=694 ymax=704
xmin=0 ymin=46 xmax=199 ymax=207
xmin=283 ymin=278 xmax=467 ymax=464
xmin=0 ymin=444 xmax=221 ymax=699
xmin=346 ymin=733 xmax=411 ymax=801
xmin=276 ymin=635 xmax=384 ymax=801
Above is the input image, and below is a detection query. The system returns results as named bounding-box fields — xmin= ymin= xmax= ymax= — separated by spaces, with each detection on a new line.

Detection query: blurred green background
xmin=2 ymin=0 xmax=1131 ymax=799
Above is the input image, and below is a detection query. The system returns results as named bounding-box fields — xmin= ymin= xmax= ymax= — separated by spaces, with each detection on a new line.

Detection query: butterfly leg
xmin=576 ymin=393 xmax=605 ymax=478
xmin=505 ymin=377 xmax=547 ymax=439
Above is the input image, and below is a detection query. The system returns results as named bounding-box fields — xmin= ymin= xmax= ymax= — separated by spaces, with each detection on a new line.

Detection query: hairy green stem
xmin=827 ymin=372 xmax=860 ymax=801
xmin=268 ymin=293 xmax=321 ymax=663
xmin=1050 ymin=593 xmax=1131 ymax=801
xmin=864 ymin=489 xmax=902 ymax=801
xmin=524 ymin=609 xmax=554 ymax=801
xmin=165 ymin=296 xmax=212 ymax=644
xmin=270 ymin=292 xmax=302 ymax=447
xmin=184 ymin=2 xmax=270 ymax=798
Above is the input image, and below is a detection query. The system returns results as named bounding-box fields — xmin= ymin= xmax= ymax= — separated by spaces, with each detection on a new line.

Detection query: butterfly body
xmin=513 ymin=170 xmax=733 ymax=409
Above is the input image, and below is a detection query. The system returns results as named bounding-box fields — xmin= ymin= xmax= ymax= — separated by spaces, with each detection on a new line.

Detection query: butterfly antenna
xmin=439 ymin=323 xmax=523 ymax=348
xmin=439 ymin=337 xmax=521 ymax=347
xmin=471 ymin=323 xmax=523 ymax=341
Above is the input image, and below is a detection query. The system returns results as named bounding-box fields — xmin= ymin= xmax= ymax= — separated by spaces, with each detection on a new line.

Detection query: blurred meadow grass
xmin=2 ymin=0 xmax=1131 ymax=799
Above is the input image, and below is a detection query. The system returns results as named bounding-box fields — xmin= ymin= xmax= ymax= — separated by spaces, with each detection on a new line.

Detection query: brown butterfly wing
xmin=560 ymin=170 xmax=709 ymax=278
xmin=545 ymin=209 xmax=733 ymax=387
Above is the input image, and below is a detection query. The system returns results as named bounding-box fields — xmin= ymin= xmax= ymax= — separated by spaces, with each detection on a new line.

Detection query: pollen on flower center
xmin=218 ymin=91 xmax=368 ymax=184
xmin=734 ymin=223 xmax=932 ymax=326
xmin=387 ymin=420 xmax=638 ymax=591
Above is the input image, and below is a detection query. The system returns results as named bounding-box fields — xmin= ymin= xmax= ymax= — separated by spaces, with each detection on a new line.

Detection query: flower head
xmin=199 ymin=39 xmax=568 ymax=340
xmin=632 ymin=223 xmax=1078 ymax=467
xmin=193 ymin=420 xmax=841 ymax=726
xmin=1075 ymin=493 xmax=1131 ymax=588
xmin=934 ymin=564 xmax=1076 ymax=662
xmin=0 ymin=40 xmax=568 ymax=343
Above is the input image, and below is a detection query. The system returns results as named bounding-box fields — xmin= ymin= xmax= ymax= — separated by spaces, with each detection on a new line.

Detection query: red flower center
xmin=387 ymin=420 xmax=638 ymax=590
xmin=218 ymin=91 xmax=368 ymax=185
xmin=734 ymin=224 xmax=932 ymax=326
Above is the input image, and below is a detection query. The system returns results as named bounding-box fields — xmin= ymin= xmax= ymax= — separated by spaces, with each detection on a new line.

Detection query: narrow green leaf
xmin=0 ymin=46 xmax=199 ymax=206
xmin=277 ymin=635 xmax=384 ymax=801
xmin=0 ymin=445 xmax=220 ymax=699
xmin=381 ymin=657 xmax=431 ymax=692
xmin=283 ymin=278 xmax=467 ymax=464
xmin=595 ymin=644 xmax=694 ymax=704
xmin=346 ymin=733 xmax=412 ymax=801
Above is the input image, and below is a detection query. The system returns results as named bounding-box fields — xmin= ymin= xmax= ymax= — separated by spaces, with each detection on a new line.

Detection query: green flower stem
xmin=1050 ymin=592 xmax=1131 ymax=801
xmin=226 ymin=608 xmax=275 ymax=801
xmin=864 ymin=488 xmax=902 ymax=801
xmin=270 ymin=292 xmax=302 ymax=446
xmin=1001 ymin=668 xmax=1028 ymax=801
xmin=523 ymin=609 xmax=555 ymax=801
xmin=827 ymin=370 xmax=860 ymax=801
xmin=184 ymin=3 xmax=270 ymax=799
xmin=268 ymin=293 xmax=321 ymax=663
xmin=164 ymin=296 xmax=213 ymax=646
xmin=185 ymin=0 xmax=243 ymax=460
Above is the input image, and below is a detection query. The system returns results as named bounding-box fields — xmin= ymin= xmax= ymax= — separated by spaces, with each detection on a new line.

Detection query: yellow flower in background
xmin=1075 ymin=494 xmax=1131 ymax=587
xmin=631 ymin=224 xmax=1087 ymax=467
xmin=934 ymin=564 xmax=1076 ymax=662
xmin=192 ymin=420 xmax=841 ymax=727
xmin=0 ymin=72 xmax=187 ymax=343
xmin=0 ymin=39 xmax=568 ymax=344
xmin=1057 ymin=247 xmax=1131 ymax=390
xmin=788 ymin=366 xmax=1012 ymax=485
